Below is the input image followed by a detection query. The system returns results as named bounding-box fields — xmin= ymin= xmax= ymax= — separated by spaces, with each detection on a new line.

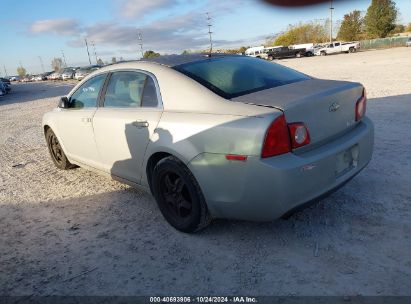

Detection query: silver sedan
xmin=42 ymin=54 xmax=374 ymax=232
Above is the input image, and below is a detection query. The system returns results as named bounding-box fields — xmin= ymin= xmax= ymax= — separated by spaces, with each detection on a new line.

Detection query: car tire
xmin=152 ymin=156 xmax=211 ymax=233
xmin=45 ymin=128 xmax=76 ymax=170
xmin=268 ymin=55 xmax=274 ymax=61
xmin=349 ymin=47 xmax=356 ymax=53
xmin=296 ymin=52 xmax=302 ymax=58
xmin=320 ymin=51 xmax=326 ymax=56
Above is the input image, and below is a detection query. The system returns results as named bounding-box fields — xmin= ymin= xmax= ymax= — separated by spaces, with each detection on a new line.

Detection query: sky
xmin=1 ymin=0 xmax=410 ymax=75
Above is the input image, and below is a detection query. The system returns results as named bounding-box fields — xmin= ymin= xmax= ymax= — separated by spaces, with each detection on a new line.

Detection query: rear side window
xmin=103 ymin=71 xmax=158 ymax=108
xmin=173 ymin=56 xmax=309 ymax=99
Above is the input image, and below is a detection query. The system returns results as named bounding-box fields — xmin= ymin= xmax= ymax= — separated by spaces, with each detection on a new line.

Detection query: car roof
xmin=139 ymin=53 xmax=241 ymax=67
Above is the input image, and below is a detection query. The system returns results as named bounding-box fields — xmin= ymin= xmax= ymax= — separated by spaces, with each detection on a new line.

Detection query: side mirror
xmin=59 ymin=96 xmax=70 ymax=108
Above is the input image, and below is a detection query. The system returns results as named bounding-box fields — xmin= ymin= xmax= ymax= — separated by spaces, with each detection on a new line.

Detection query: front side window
xmin=335 ymin=43 xmax=341 ymax=46
xmin=174 ymin=56 xmax=310 ymax=99
xmin=70 ymin=74 xmax=106 ymax=108
xmin=103 ymin=71 xmax=158 ymax=108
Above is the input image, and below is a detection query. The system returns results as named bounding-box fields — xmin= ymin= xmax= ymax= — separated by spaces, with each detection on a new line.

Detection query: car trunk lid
xmin=232 ymin=79 xmax=364 ymax=148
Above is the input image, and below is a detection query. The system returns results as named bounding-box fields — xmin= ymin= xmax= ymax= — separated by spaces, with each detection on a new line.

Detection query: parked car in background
xmin=406 ymin=37 xmax=411 ymax=47
xmin=74 ymin=65 xmax=101 ymax=81
xmin=260 ymin=46 xmax=283 ymax=59
xmin=10 ymin=76 xmax=20 ymax=82
xmin=266 ymin=46 xmax=307 ymax=60
xmin=0 ymin=80 xmax=11 ymax=94
xmin=48 ymin=72 xmax=63 ymax=80
xmin=4 ymin=82 xmax=11 ymax=93
xmin=21 ymin=77 xmax=32 ymax=82
xmin=289 ymin=43 xmax=315 ymax=56
xmin=43 ymin=54 xmax=373 ymax=232
xmin=0 ymin=77 xmax=11 ymax=85
xmin=244 ymin=46 xmax=265 ymax=58
xmin=0 ymin=81 xmax=7 ymax=96
xmin=315 ymin=41 xmax=360 ymax=56
xmin=62 ymin=68 xmax=76 ymax=80
xmin=47 ymin=73 xmax=57 ymax=80
xmin=42 ymin=71 xmax=54 ymax=80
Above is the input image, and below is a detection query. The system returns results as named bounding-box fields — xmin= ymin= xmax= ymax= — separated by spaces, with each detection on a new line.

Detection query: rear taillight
xmin=356 ymin=88 xmax=367 ymax=121
xmin=262 ymin=115 xmax=311 ymax=158
xmin=261 ymin=114 xmax=291 ymax=158
xmin=288 ymin=123 xmax=311 ymax=149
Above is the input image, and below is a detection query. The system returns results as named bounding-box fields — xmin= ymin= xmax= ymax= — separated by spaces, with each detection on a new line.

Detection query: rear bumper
xmin=188 ymin=117 xmax=374 ymax=221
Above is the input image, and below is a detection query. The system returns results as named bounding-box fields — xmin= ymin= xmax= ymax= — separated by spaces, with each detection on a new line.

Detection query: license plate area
xmin=335 ymin=144 xmax=359 ymax=177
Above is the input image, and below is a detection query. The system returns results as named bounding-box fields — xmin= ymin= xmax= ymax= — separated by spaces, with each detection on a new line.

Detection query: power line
xmin=206 ymin=12 xmax=213 ymax=54
xmin=84 ymin=38 xmax=92 ymax=65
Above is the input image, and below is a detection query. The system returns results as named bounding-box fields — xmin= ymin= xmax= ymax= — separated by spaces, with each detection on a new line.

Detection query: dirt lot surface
xmin=1 ymin=48 xmax=410 ymax=296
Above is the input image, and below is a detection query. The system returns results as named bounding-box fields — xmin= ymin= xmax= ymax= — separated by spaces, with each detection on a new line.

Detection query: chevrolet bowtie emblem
xmin=329 ymin=102 xmax=341 ymax=112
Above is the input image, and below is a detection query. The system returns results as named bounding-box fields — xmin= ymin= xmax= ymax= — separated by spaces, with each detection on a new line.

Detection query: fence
xmin=359 ymin=36 xmax=410 ymax=49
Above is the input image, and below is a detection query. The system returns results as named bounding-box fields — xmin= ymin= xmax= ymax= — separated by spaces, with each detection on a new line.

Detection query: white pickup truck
xmin=315 ymin=41 xmax=360 ymax=56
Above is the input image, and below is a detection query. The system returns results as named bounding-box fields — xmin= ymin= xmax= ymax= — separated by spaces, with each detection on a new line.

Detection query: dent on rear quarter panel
xmin=152 ymin=111 xmax=277 ymax=159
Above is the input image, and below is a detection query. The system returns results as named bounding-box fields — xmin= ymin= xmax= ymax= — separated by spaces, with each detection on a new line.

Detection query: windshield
xmin=173 ymin=56 xmax=310 ymax=99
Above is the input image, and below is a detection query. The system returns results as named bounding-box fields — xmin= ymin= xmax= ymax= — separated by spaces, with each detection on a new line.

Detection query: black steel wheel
xmin=152 ymin=156 xmax=210 ymax=233
xmin=46 ymin=128 xmax=76 ymax=170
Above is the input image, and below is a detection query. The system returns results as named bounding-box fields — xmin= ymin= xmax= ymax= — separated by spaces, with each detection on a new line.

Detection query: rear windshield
xmin=173 ymin=56 xmax=310 ymax=99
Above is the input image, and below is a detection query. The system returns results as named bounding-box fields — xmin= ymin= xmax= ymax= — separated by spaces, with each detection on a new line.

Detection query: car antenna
xmin=206 ymin=12 xmax=213 ymax=57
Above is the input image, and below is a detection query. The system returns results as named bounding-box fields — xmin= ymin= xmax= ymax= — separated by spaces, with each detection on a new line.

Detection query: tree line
xmin=270 ymin=0 xmax=408 ymax=46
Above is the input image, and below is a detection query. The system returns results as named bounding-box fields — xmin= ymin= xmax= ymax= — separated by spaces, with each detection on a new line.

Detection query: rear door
xmin=92 ymin=70 xmax=162 ymax=184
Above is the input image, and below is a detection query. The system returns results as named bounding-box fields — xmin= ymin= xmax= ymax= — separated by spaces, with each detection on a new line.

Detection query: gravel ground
xmin=1 ymin=47 xmax=410 ymax=296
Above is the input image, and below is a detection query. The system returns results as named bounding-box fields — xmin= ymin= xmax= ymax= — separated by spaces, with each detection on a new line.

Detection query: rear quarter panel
xmin=141 ymin=110 xmax=280 ymax=187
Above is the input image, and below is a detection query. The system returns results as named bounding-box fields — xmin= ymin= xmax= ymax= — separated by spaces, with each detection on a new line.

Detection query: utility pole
xmin=329 ymin=0 xmax=334 ymax=43
xmin=3 ymin=65 xmax=8 ymax=77
xmin=137 ymin=30 xmax=144 ymax=58
xmin=38 ymin=56 xmax=45 ymax=73
xmin=91 ymin=41 xmax=98 ymax=64
xmin=206 ymin=12 xmax=213 ymax=54
xmin=84 ymin=38 xmax=92 ymax=65
xmin=61 ymin=50 xmax=67 ymax=67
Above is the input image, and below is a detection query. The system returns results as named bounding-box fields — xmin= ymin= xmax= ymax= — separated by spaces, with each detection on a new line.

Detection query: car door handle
xmin=132 ymin=120 xmax=149 ymax=128
xmin=81 ymin=117 xmax=92 ymax=123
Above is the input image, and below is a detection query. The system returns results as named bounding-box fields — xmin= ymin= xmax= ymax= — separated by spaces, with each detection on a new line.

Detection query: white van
xmin=245 ymin=46 xmax=265 ymax=58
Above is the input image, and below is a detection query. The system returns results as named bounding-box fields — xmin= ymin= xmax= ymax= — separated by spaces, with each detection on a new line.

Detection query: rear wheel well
xmin=146 ymin=152 xmax=172 ymax=193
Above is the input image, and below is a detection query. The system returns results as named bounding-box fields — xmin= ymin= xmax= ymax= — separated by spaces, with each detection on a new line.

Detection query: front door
xmin=93 ymin=70 xmax=162 ymax=184
xmin=57 ymin=73 xmax=107 ymax=167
